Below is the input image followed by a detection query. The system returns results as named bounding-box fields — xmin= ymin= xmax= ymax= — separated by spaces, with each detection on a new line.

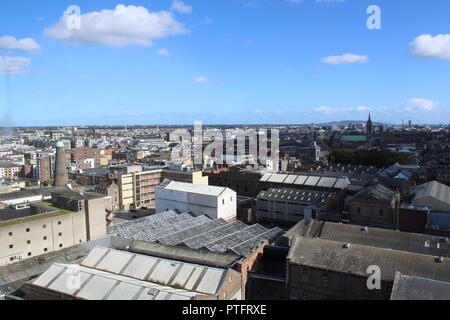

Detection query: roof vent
xmin=436 ymin=256 xmax=444 ymax=263
xmin=361 ymin=226 xmax=368 ymax=232
xmin=444 ymin=237 xmax=449 ymax=243
xmin=343 ymin=243 xmax=351 ymax=249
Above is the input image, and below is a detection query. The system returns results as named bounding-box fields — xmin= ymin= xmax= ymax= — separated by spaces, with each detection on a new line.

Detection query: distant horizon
xmin=1 ymin=119 xmax=448 ymax=130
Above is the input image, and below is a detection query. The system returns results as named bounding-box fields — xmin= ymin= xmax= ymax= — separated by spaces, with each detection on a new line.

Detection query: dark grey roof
xmin=391 ymin=272 xmax=450 ymax=300
xmin=257 ymin=187 xmax=336 ymax=206
xmin=352 ymin=183 xmax=396 ymax=201
xmin=0 ymin=204 xmax=55 ymax=222
xmin=0 ymin=186 xmax=72 ymax=202
xmin=130 ymin=241 xmax=240 ymax=269
xmin=288 ymin=237 xmax=450 ymax=283
xmin=286 ymin=220 xmax=450 ymax=258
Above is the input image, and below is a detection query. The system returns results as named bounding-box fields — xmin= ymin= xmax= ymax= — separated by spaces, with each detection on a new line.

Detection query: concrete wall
xmin=0 ymin=211 xmax=87 ymax=266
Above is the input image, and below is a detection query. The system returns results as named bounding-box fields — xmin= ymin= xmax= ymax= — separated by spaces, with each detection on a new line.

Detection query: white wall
xmin=156 ymin=186 xmax=237 ymax=221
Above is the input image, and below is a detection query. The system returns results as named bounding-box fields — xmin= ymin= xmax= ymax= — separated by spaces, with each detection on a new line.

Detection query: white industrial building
xmin=24 ymin=247 xmax=242 ymax=300
xmin=156 ymin=181 xmax=237 ymax=222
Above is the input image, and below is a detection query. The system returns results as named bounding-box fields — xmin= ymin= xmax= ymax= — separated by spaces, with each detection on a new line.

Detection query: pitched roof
xmin=391 ymin=272 xmax=450 ymax=300
xmin=288 ymin=237 xmax=450 ymax=283
xmin=108 ymin=210 xmax=284 ymax=258
xmin=412 ymin=181 xmax=450 ymax=211
xmin=286 ymin=219 xmax=450 ymax=258
xmin=353 ymin=183 xmax=396 ymax=201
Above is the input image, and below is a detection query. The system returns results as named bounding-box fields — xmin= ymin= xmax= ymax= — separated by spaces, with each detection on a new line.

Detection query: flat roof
xmin=0 ymin=203 xmax=75 ymax=228
xmin=159 ymin=181 xmax=228 ymax=197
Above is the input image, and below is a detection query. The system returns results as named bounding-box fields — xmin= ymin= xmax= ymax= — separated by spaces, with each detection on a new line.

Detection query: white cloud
xmin=321 ymin=53 xmax=369 ymax=65
xmin=171 ymin=1 xmax=192 ymax=14
xmin=0 ymin=56 xmax=31 ymax=75
xmin=314 ymin=105 xmax=371 ymax=115
xmin=157 ymin=48 xmax=172 ymax=56
xmin=404 ymin=98 xmax=438 ymax=113
xmin=202 ymin=17 xmax=213 ymax=24
xmin=409 ymin=34 xmax=450 ymax=60
xmin=0 ymin=36 xmax=41 ymax=52
xmin=44 ymin=4 xmax=189 ymax=47
xmin=193 ymin=76 xmax=221 ymax=84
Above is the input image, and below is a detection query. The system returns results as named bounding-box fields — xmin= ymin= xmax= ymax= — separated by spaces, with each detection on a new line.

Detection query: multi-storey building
xmin=0 ymin=191 xmax=108 ymax=266
xmin=117 ymin=168 xmax=208 ymax=210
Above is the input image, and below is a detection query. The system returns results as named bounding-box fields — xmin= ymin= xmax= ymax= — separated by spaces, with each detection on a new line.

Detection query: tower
xmin=366 ymin=114 xmax=373 ymax=140
xmin=54 ymin=141 xmax=69 ymax=186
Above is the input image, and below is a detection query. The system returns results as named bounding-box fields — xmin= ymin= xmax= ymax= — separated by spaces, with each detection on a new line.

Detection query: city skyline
xmin=1 ymin=0 xmax=449 ymax=126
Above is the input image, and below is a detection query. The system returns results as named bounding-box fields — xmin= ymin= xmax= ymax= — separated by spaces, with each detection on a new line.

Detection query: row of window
xmin=356 ymin=207 xmax=384 ymax=216
xmin=8 ymin=234 xmax=63 ymax=249
xmin=8 ymin=245 xmax=64 ymax=261
xmin=7 ymin=221 xmax=63 ymax=236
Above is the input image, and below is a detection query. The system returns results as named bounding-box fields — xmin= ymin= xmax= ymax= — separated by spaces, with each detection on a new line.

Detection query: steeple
xmin=366 ymin=114 xmax=373 ymax=139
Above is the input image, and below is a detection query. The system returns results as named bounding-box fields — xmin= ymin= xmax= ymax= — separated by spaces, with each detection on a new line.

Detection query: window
xmin=379 ymin=209 xmax=384 ymax=216
xmin=44 ymin=248 xmax=48 ymax=252
xmin=59 ymin=244 xmax=63 ymax=248
xmin=10 ymin=257 xmax=14 ymax=262
xmin=43 ymin=224 xmax=47 ymax=229
xmin=8 ymin=232 xmax=12 ymax=236
xmin=28 ymin=252 xmax=32 ymax=257
xmin=27 ymin=240 xmax=31 ymax=244
xmin=9 ymin=244 xmax=13 ymax=249
xmin=26 ymin=228 xmax=30 ymax=232
xmin=322 ymin=273 xmax=329 ymax=287
xmin=43 ymin=236 xmax=47 ymax=240
xmin=357 ymin=207 xmax=361 ymax=214
xmin=58 ymin=221 xmax=61 ymax=225
xmin=222 ymin=199 xmax=225 ymax=205
xmin=58 ymin=232 xmax=62 ymax=236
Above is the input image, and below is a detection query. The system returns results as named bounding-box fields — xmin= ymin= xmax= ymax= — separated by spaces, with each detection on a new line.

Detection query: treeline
xmin=329 ymin=149 xmax=415 ymax=168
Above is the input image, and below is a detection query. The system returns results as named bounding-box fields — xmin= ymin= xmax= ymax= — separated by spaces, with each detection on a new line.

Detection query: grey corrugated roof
xmin=29 ymin=262 xmax=204 ymax=300
xmin=109 ymin=210 xmax=284 ymax=258
xmin=158 ymin=219 xmax=228 ymax=246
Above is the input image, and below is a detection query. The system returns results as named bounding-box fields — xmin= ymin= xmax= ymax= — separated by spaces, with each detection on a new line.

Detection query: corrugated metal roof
xmin=267 ymin=174 xmax=288 ymax=183
xmin=31 ymin=263 xmax=201 ymax=300
xmin=80 ymin=248 xmax=227 ymax=296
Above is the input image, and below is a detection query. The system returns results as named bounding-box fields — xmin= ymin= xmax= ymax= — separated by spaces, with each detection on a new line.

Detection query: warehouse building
xmin=0 ymin=191 xmax=109 ymax=266
xmin=156 ymin=181 xmax=237 ymax=221
xmin=256 ymin=187 xmax=339 ymax=226
xmin=24 ymin=247 xmax=242 ymax=300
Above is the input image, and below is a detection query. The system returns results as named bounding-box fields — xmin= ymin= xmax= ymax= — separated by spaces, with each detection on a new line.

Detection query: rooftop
xmin=158 ymin=180 xmax=229 ymax=197
xmin=259 ymin=173 xmax=350 ymax=190
xmin=286 ymin=219 xmax=450 ymax=258
xmin=0 ymin=203 xmax=75 ymax=228
xmin=108 ymin=210 xmax=284 ymax=258
xmin=288 ymin=237 xmax=450 ymax=283
xmin=391 ymin=272 xmax=450 ymax=300
xmin=257 ymin=187 xmax=336 ymax=206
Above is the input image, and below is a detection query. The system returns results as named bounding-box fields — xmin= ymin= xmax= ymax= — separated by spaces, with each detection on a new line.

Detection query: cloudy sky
xmin=0 ymin=0 xmax=449 ymax=126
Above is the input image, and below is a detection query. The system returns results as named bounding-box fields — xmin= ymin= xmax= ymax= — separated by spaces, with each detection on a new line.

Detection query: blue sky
xmin=0 ymin=0 xmax=449 ymax=126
